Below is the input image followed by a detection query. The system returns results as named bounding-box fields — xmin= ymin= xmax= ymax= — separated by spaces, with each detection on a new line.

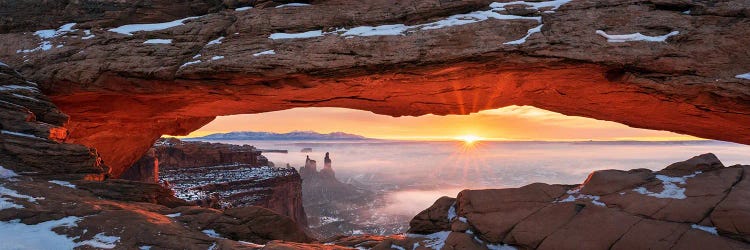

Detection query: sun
xmin=455 ymin=135 xmax=483 ymax=144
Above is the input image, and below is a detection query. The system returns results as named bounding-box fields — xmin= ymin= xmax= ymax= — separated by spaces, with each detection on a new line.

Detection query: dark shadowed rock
xmin=120 ymin=148 xmax=159 ymax=183
xmin=171 ymin=205 xmax=314 ymax=244
xmin=76 ymin=179 xmax=190 ymax=208
xmin=408 ymin=196 xmax=456 ymax=234
xmin=0 ymin=63 xmax=107 ymax=180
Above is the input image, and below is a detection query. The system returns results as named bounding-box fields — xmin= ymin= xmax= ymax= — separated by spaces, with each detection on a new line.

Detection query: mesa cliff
xmin=125 ymin=138 xmax=308 ymax=227
xmin=0 ymin=0 xmax=747 ymax=175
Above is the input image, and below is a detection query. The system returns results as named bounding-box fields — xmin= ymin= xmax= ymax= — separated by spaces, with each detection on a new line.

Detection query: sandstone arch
xmin=1 ymin=0 xmax=748 ymax=177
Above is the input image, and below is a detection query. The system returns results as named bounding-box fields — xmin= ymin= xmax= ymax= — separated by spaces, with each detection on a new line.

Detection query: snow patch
xmin=691 ymin=224 xmax=718 ymax=235
xmin=139 ymin=246 xmax=152 ymax=250
xmin=406 ymin=231 xmax=450 ymax=250
xmin=596 ymin=30 xmax=680 ymax=43
xmin=0 ymin=85 xmax=38 ymax=92
xmin=632 ymin=171 xmax=701 ymax=199
xmin=77 ymin=233 xmax=120 ymax=249
xmin=180 ymin=60 xmax=201 ymax=68
xmin=210 ymin=56 xmax=224 ymax=61
xmin=504 ymin=24 xmax=543 ymax=45
xmin=447 ymin=203 xmax=457 ymax=221
xmin=736 ymin=72 xmax=750 ymax=80
xmin=1 ymin=130 xmax=46 ymax=140
xmin=16 ymin=23 xmax=78 ymax=53
xmin=82 ymin=30 xmax=95 ymax=40
xmin=207 ymin=37 xmax=224 ymax=46
xmin=253 ymin=50 xmax=276 ymax=56
xmin=487 ymin=243 xmax=518 ymax=250
xmin=269 ymin=30 xmax=323 ymax=40
xmin=555 ymin=188 xmax=605 ymax=206
xmin=276 ymin=3 xmax=311 ymax=8
xmin=235 ymin=6 xmax=253 ymax=11
xmin=143 ymin=39 xmax=172 ymax=44
xmin=341 ymin=25 xmax=409 ymax=37
xmin=109 ymin=16 xmax=200 ymax=35
xmin=202 ymin=229 xmax=223 ymax=238
xmin=0 ymin=217 xmax=81 ymax=249
xmin=0 ymin=166 xmax=19 ymax=179
xmin=267 ymin=0 xmax=568 ymax=44
xmin=0 ymin=185 xmax=41 ymax=207
xmin=49 ymin=180 xmax=76 ymax=189
xmin=166 ymin=213 xmax=181 ymax=218
xmin=391 ymin=244 xmax=406 ymax=250
xmin=239 ymin=241 xmax=265 ymax=247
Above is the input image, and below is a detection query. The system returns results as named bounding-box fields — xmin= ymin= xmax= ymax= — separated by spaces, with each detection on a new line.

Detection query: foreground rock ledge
xmin=2 ymin=152 xmax=749 ymax=249
xmin=408 ymin=153 xmax=750 ymax=250
xmin=0 ymin=0 xmax=749 ymax=176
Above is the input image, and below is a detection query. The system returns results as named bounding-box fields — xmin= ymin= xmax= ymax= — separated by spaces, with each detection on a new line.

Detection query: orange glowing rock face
xmin=48 ymin=61 xmax=750 ymax=178
xmin=47 ymin=126 xmax=68 ymax=142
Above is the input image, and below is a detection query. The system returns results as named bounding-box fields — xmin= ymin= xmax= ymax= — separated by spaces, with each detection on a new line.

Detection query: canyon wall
xmin=0 ymin=62 xmax=107 ymax=179
xmin=0 ymin=0 xmax=747 ymax=176
xmin=126 ymin=138 xmax=308 ymax=227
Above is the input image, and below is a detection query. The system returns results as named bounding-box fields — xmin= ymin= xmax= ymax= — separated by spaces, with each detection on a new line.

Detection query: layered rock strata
xmin=0 ymin=62 xmax=107 ymax=180
xmin=0 ymin=0 xmax=746 ymax=175
xmin=127 ymin=138 xmax=308 ymax=227
xmin=407 ymin=153 xmax=750 ymax=249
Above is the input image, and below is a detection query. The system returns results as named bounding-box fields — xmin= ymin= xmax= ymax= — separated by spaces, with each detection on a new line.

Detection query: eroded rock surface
xmin=0 ymin=63 xmax=107 ymax=179
xmin=0 ymin=175 xmax=310 ymax=249
xmin=404 ymin=154 xmax=750 ymax=250
xmin=136 ymin=138 xmax=308 ymax=227
xmin=0 ymin=0 xmax=748 ymax=175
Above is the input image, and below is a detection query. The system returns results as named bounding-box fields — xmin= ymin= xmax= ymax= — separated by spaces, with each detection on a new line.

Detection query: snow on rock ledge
xmin=596 ymin=30 xmax=680 ymax=43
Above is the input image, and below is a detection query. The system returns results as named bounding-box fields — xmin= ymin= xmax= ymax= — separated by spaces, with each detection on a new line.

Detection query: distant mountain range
xmin=194 ymin=131 xmax=368 ymax=140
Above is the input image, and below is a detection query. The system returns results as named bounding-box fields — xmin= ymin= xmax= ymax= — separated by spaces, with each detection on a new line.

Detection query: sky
xmin=183 ymin=105 xmax=700 ymax=141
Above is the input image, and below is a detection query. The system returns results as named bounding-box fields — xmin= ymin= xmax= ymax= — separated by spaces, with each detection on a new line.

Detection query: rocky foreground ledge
xmin=1 ymin=153 xmax=748 ymax=249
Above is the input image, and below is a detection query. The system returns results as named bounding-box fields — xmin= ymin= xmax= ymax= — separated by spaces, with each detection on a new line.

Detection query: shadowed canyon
xmin=1 ymin=0 xmax=750 ymax=249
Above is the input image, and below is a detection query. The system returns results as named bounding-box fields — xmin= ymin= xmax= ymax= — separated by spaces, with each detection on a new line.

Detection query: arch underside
xmin=0 ymin=0 xmax=747 ymax=176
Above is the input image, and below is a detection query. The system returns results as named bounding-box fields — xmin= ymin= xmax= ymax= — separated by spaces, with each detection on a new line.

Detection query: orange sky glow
xmin=182 ymin=105 xmax=701 ymax=141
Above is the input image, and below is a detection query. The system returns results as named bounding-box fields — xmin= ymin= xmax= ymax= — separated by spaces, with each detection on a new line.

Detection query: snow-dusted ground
xmin=0 ymin=167 xmax=119 ymax=249
xmin=49 ymin=180 xmax=76 ymax=189
xmin=143 ymin=39 xmax=172 ymax=44
xmin=276 ymin=3 xmax=311 ymax=8
xmin=268 ymin=0 xmax=571 ymax=44
xmin=1 ymin=130 xmax=46 ymax=140
xmin=253 ymin=50 xmax=276 ymax=56
xmin=691 ymin=224 xmax=718 ymax=235
xmin=555 ymin=187 xmax=605 ymax=206
xmin=0 ymin=217 xmax=120 ymax=249
xmin=0 ymin=166 xmax=19 ymax=179
xmin=596 ymin=30 xmax=680 ymax=43
xmin=632 ymin=171 xmax=701 ymax=199
xmin=108 ymin=16 xmax=201 ymax=35
xmin=202 ymin=229 xmax=223 ymax=238
xmin=160 ymin=164 xmax=297 ymax=206
xmin=207 ymin=37 xmax=224 ymax=46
